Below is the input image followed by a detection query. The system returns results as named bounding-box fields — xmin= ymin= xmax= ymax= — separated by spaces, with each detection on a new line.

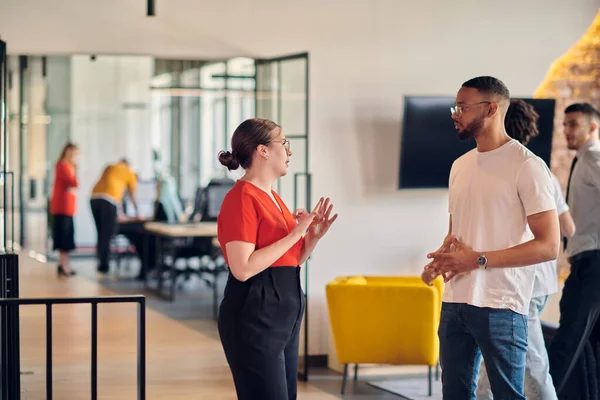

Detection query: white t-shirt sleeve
xmin=551 ymin=173 xmax=569 ymax=216
xmin=448 ymin=161 xmax=456 ymax=213
xmin=516 ymin=157 xmax=556 ymax=216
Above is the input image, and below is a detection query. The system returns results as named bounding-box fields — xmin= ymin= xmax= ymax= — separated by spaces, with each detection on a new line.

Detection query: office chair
xmin=156 ymin=179 xmax=233 ymax=316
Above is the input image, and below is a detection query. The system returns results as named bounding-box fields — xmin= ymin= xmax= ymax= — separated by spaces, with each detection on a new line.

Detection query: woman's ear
xmin=257 ymin=144 xmax=269 ymax=160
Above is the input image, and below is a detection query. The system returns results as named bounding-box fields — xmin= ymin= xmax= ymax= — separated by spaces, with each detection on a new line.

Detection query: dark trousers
xmin=90 ymin=198 xmax=117 ymax=273
xmin=549 ymin=250 xmax=600 ymax=398
xmin=218 ymin=267 xmax=304 ymax=400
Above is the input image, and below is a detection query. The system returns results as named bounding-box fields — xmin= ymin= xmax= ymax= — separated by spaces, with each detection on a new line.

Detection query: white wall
xmin=70 ymin=55 xmax=154 ymax=246
xmin=1 ymin=0 xmax=598 ymax=356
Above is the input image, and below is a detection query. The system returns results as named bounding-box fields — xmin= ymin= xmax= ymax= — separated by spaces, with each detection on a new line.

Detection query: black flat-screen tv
xmin=398 ymin=96 xmax=555 ymax=189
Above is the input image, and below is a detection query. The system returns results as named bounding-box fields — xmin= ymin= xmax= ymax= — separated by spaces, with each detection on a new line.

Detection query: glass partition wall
xmin=1 ymin=55 xmax=257 ymax=252
xmin=3 ymin=55 xmax=48 ymax=254
xmin=151 ymin=57 xmax=255 ymax=211
xmin=3 ymin=50 xmax=313 ymax=378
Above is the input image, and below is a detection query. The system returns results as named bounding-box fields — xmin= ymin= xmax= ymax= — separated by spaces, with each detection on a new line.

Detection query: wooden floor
xmin=16 ymin=252 xmax=339 ymax=400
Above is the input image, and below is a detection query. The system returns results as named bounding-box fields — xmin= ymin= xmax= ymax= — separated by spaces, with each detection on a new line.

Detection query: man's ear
xmin=488 ymin=102 xmax=499 ymax=118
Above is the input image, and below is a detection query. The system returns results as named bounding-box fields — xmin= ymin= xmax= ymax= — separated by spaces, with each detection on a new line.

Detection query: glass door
xmin=255 ymin=52 xmax=310 ymax=380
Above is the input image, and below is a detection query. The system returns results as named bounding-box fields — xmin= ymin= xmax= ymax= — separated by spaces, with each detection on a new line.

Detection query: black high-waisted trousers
xmin=218 ymin=266 xmax=305 ymax=400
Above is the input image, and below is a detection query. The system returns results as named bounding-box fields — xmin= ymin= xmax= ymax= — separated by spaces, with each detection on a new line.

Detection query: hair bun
xmin=218 ymin=150 xmax=240 ymax=171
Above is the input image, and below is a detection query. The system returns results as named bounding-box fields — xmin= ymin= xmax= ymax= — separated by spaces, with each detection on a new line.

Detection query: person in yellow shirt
xmin=90 ymin=158 xmax=138 ymax=274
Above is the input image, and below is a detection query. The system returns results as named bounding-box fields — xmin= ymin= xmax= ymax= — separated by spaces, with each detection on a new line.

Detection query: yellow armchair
xmin=325 ymin=275 xmax=444 ymax=395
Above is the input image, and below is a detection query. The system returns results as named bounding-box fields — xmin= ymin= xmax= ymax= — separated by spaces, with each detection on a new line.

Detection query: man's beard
xmin=457 ymin=117 xmax=484 ymax=141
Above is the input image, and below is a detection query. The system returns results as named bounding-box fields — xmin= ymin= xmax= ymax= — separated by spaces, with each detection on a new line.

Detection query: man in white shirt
xmin=425 ymin=77 xmax=560 ymax=399
xmin=475 ymin=99 xmax=575 ymax=400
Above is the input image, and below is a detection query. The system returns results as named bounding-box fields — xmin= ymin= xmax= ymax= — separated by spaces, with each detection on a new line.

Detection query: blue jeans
xmin=476 ymin=295 xmax=557 ymax=399
xmin=439 ymin=302 xmax=528 ymax=400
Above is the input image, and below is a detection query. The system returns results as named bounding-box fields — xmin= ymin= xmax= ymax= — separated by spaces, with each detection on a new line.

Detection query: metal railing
xmin=0 ymin=295 xmax=146 ymax=400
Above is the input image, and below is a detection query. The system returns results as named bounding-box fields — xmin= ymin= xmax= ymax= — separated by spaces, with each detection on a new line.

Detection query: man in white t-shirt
xmin=424 ymin=77 xmax=560 ymax=399
xmin=474 ymin=99 xmax=575 ymax=399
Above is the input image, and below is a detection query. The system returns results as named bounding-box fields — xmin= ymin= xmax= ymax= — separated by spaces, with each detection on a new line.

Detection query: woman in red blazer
xmin=50 ymin=142 xmax=79 ymax=276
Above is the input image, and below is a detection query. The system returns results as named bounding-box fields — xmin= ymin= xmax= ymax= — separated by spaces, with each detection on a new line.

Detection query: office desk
xmin=144 ymin=222 xmax=217 ymax=238
xmin=114 ymin=217 xmax=153 ymax=276
xmin=143 ymin=222 xmax=226 ymax=319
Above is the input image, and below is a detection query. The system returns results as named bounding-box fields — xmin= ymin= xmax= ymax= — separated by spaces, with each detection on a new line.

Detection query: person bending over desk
xmin=90 ymin=158 xmax=138 ymax=274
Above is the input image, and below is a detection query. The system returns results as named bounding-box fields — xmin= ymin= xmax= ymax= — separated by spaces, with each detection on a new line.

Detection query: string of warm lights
xmin=534 ymin=9 xmax=600 ymax=100
xmin=533 ymin=10 xmax=600 ymax=278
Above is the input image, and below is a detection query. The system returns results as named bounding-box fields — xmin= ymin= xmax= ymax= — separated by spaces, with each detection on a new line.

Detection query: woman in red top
xmin=50 ymin=142 xmax=79 ymax=276
xmin=217 ymin=118 xmax=337 ymax=400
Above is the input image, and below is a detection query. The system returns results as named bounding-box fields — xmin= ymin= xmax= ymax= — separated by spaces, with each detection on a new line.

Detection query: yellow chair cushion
xmin=326 ymin=275 xmax=443 ymax=367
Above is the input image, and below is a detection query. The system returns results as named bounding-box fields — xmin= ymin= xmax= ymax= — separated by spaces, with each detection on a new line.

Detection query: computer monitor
xmin=191 ymin=178 xmax=235 ymax=222
xmin=123 ymin=180 xmax=156 ymax=218
xmin=205 ymin=185 xmax=233 ymax=218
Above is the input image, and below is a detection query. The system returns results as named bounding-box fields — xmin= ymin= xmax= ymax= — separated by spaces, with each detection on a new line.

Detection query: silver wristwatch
xmin=477 ymin=254 xmax=488 ymax=270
